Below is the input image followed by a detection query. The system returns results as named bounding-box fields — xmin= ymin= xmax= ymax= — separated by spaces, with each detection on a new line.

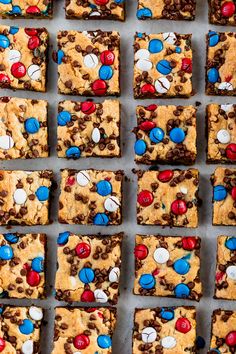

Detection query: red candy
xmin=95 ymin=0 xmax=109 ymax=4
xmin=221 ymin=1 xmax=235 ymax=17
xmin=100 ymin=50 xmax=115 ymax=65
xmin=158 ymin=170 xmax=174 ymax=183
xmin=81 ymin=290 xmax=95 ymax=302
xmin=81 ymin=101 xmax=96 ymax=115
xmin=226 ymin=143 xmax=236 ymax=160
xmin=139 ymin=121 xmax=156 ymax=131
xmin=11 ymin=62 xmax=26 ymax=79
xmin=25 ymin=28 xmax=38 ymax=36
xmin=0 ymin=338 xmax=5 ymax=352
xmin=175 ymin=318 xmax=191 ymax=333
xmin=0 ymin=73 xmax=10 ymax=84
xmin=91 ymin=80 xmax=107 ymax=96
xmin=137 ymin=190 xmax=154 ymax=207
xmin=171 ymin=200 xmax=187 ymax=215
xmin=66 ymin=176 xmax=75 ymax=186
xmin=182 ymin=237 xmax=197 ymax=250
xmin=146 ymin=104 xmax=157 ymax=111
xmin=73 ymin=334 xmax=90 ymax=350
xmin=215 ymin=271 xmax=224 ymax=282
xmin=181 ymin=58 xmax=192 ymax=73
xmin=75 ymin=242 xmax=91 ymax=258
xmin=232 ymin=186 xmax=236 ymax=200
xmin=226 ymin=331 xmax=236 ymax=346
xmin=141 ymin=83 xmax=155 ymax=95
xmin=26 ymin=6 xmax=41 ymax=14
xmin=28 ymin=36 xmax=41 ymax=50
xmin=27 ymin=270 xmax=41 ymax=287
xmin=134 ymin=244 xmax=148 ymax=260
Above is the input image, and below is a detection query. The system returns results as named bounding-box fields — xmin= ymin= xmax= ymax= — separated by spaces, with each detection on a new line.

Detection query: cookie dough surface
xmin=209 ymin=0 xmax=236 ymax=25
xmin=0 ymin=0 xmax=53 ymax=18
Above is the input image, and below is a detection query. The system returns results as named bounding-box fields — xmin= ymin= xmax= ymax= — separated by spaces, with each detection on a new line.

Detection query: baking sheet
xmin=1 ymin=0 xmax=236 ymax=353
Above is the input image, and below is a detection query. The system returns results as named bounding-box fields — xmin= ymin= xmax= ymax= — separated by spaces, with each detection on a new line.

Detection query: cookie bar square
xmin=58 ymin=169 xmax=123 ymax=225
xmin=0 ymin=26 xmax=48 ymax=92
xmin=206 ymin=103 xmax=236 ymax=163
xmin=0 ymin=305 xmax=43 ymax=353
xmin=134 ymin=235 xmax=202 ymax=301
xmin=209 ymin=0 xmax=236 ymax=25
xmin=0 ymin=233 xmax=46 ymax=299
xmin=57 ymin=30 xmax=120 ymax=96
xmin=0 ymin=96 xmax=48 ymax=160
xmin=0 ymin=0 xmax=53 ymax=18
xmin=133 ymin=307 xmax=197 ymax=353
xmin=209 ymin=309 xmax=236 ymax=353
xmin=136 ymin=169 xmax=200 ymax=227
xmin=55 ymin=232 xmax=123 ymax=304
xmin=137 ymin=0 xmax=196 ymax=20
xmin=133 ymin=32 xmax=193 ymax=98
xmin=0 ymin=170 xmax=53 ymax=226
xmin=214 ymin=236 xmax=236 ymax=300
xmin=65 ymin=0 xmax=125 ymax=20
xmin=52 ymin=307 xmax=116 ymax=354
xmin=134 ymin=104 xmax=197 ymax=164
xmin=206 ymin=31 xmax=236 ymax=96
xmin=211 ymin=167 xmax=236 ymax=225
xmin=57 ymin=99 xmax=120 ymax=158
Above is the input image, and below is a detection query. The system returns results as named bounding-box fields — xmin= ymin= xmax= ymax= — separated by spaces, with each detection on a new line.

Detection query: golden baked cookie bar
xmin=136 ymin=169 xmax=200 ymax=227
xmin=0 ymin=26 xmax=48 ymax=92
xmin=209 ymin=0 xmax=236 ymax=25
xmin=211 ymin=167 xmax=236 ymax=225
xmin=0 ymin=96 xmax=48 ymax=160
xmin=57 ymin=99 xmax=120 ymax=158
xmin=214 ymin=236 xmax=236 ymax=300
xmin=133 ymin=32 xmax=193 ymax=98
xmin=206 ymin=103 xmax=236 ymax=163
xmin=0 ymin=233 xmax=46 ymax=299
xmin=134 ymin=235 xmax=202 ymax=301
xmin=134 ymin=104 xmax=197 ymax=164
xmin=133 ymin=307 xmax=197 ymax=354
xmin=57 ymin=30 xmax=120 ymax=96
xmin=55 ymin=232 xmax=123 ymax=304
xmin=65 ymin=0 xmax=125 ymax=20
xmin=52 ymin=307 xmax=116 ymax=354
xmin=58 ymin=169 xmax=123 ymax=225
xmin=0 ymin=0 xmax=53 ymax=18
xmin=0 ymin=305 xmax=43 ymax=353
xmin=0 ymin=170 xmax=53 ymax=226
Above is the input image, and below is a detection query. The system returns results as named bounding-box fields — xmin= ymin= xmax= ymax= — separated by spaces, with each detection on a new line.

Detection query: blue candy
xmin=115 ymin=0 xmax=124 ymax=3
xmin=174 ymin=283 xmax=190 ymax=298
xmin=97 ymin=335 xmax=112 ymax=349
xmin=175 ymin=47 xmax=182 ymax=54
xmin=0 ymin=0 xmax=12 ymax=3
xmin=207 ymin=68 xmax=219 ymax=84
xmin=57 ymin=49 xmax=65 ymax=65
xmin=24 ymin=118 xmax=40 ymax=134
xmin=0 ymin=307 xmax=4 ymax=314
xmin=213 ymin=185 xmax=227 ymax=201
xmin=66 ymin=146 xmax=81 ymax=158
xmin=137 ymin=32 xmax=143 ymax=38
xmin=169 ymin=127 xmax=185 ymax=143
xmin=209 ymin=31 xmax=219 ymax=47
xmin=148 ymin=39 xmax=163 ymax=54
xmin=149 ymin=127 xmax=164 ymax=143
xmin=209 ymin=350 xmax=220 ymax=354
xmin=57 ymin=111 xmax=71 ymax=126
xmin=139 ymin=274 xmax=155 ymax=289
xmin=0 ymin=245 xmax=13 ymax=260
xmin=19 ymin=319 xmax=34 ymax=335
xmin=9 ymin=26 xmax=19 ymax=35
xmin=0 ymin=34 xmax=10 ymax=49
xmin=225 ymin=237 xmax=236 ymax=251
xmin=160 ymin=308 xmax=174 ymax=321
xmin=96 ymin=180 xmax=112 ymax=196
xmin=134 ymin=139 xmax=146 ymax=155
xmin=93 ymin=213 xmax=109 ymax=226
xmin=196 ymin=336 xmax=206 ymax=350
xmin=173 ymin=259 xmax=190 ymax=275
xmin=136 ymin=7 xmax=152 ymax=19
xmin=79 ymin=267 xmax=95 ymax=284
xmin=57 ymin=231 xmax=70 ymax=245
xmin=156 ymin=60 xmax=172 ymax=75
xmin=35 ymin=186 xmax=49 ymax=202
xmin=99 ymin=65 xmax=113 ymax=80
xmin=11 ymin=5 xmax=21 ymax=14
xmin=32 ymin=257 xmax=44 ymax=273
xmin=4 ymin=233 xmax=19 ymax=243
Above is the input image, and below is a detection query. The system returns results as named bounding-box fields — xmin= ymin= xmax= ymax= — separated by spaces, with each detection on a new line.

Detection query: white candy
xmin=83 ymin=54 xmax=99 ymax=69
xmin=69 ymin=276 xmax=77 ymax=288
xmin=141 ymin=327 xmax=157 ymax=343
xmin=94 ymin=289 xmax=108 ymax=303
xmin=76 ymin=171 xmax=91 ymax=186
xmin=91 ymin=127 xmax=100 ymax=143
xmin=13 ymin=189 xmax=27 ymax=205
xmin=226 ymin=265 xmax=236 ymax=280
xmin=0 ymin=135 xmax=14 ymax=149
xmin=153 ymin=247 xmax=170 ymax=264
xmin=161 ymin=336 xmax=177 ymax=349
xmin=74 ymin=352 xmax=82 ymax=354
xmin=136 ymin=59 xmax=152 ymax=71
xmin=180 ymin=186 xmax=188 ymax=194
xmin=217 ymin=129 xmax=230 ymax=144
xmin=162 ymin=32 xmax=177 ymax=45
xmin=8 ymin=49 xmax=21 ymax=63
xmin=29 ymin=306 xmax=43 ymax=321
xmin=154 ymin=77 xmax=170 ymax=93
xmin=218 ymin=82 xmax=233 ymax=91
xmin=22 ymin=340 xmax=34 ymax=354
xmin=135 ymin=49 xmax=150 ymax=60
xmin=104 ymin=196 xmax=120 ymax=212
xmin=89 ymin=11 xmax=101 ymax=17
xmin=109 ymin=267 xmax=120 ymax=282
xmin=221 ymin=104 xmax=233 ymax=112
xmin=27 ymin=64 xmax=41 ymax=81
